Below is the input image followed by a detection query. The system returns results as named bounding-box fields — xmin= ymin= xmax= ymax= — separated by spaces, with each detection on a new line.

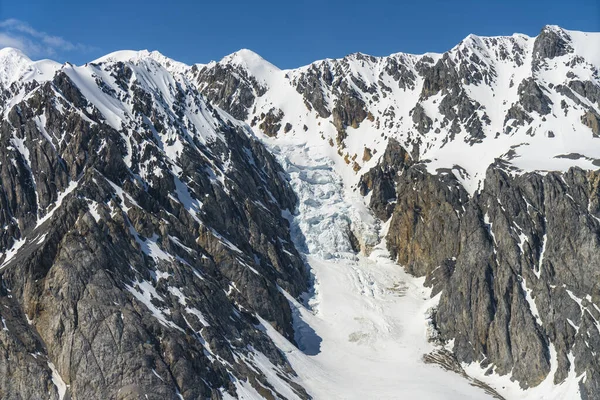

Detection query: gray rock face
xmin=189 ymin=26 xmax=599 ymax=179
xmin=383 ymin=55 xmax=417 ymax=90
xmin=293 ymin=64 xmax=333 ymax=119
xmin=254 ymin=107 xmax=284 ymax=137
xmin=189 ymin=63 xmax=266 ymax=121
xmin=532 ymin=26 xmax=573 ymax=70
xmin=410 ymin=104 xmax=433 ymax=135
xmin=332 ymin=88 xmax=368 ymax=134
xmin=0 ymin=293 xmax=59 ymax=400
xmin=438 ymin=87 xmax=488 ymax=143
xmin=419 ymin=54 xmax=460 ymax=99
xmin=517 ymin=78 xmax=553 ymax=115
xmin=364 ymin=140 xmax=600 ymax=398
xmin=582 ymin=110 xmax=600 ymax=136
xmin=359 ymin=139 xmax=413 ymax=220
xmin=1 ymin=23 xmax=599 ymax=400
xmin=0 ymin=56 xmax=309 ymax=399
xmin=569 ymin=80 xmax=600 ymax=106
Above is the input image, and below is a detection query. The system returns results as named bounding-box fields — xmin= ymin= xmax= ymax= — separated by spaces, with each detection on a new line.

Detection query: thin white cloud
xmin=0 ymin=18 xmax=94 ymax=59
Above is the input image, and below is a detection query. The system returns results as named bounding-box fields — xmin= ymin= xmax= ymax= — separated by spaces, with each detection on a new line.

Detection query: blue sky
xmin=2 ymin=0 xmax=599 ymax=67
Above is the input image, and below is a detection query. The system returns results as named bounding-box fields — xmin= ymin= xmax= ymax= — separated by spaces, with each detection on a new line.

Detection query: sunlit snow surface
xmin=207 ymin=28 xmax=600 ymax=196
xmin=201 ymin=31 xmax=598 ymax=398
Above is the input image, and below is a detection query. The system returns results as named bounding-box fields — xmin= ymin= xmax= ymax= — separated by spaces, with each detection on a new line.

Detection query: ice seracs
xmin=1 ymin=24 xmax=599 ymax=399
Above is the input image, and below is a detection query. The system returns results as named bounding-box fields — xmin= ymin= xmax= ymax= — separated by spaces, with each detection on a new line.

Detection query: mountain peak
xmin=223 ymin=48 xmax=264 ymax=62
xmin=2 ymin=24 xmax=600 ymax=400
xmin=92 ymin=49 xmax=189 ymax=74
xmin=541 ymin=24 xmax=566 ymax=34
xmin=220 ymin=48 xmax=280 ymax=73
xmin=0 ymin=47 xmax=31 ymax=61
xmin=0 ymin=47 xmax=34 ymax=86
xmin=92 ymin=49 xmax=149 ymax=64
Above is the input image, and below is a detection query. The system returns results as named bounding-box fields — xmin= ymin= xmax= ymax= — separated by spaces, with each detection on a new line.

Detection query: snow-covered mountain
xmin=186 ymin=25 xmax=600 ymax=400
xmin=0 ymin=24 xmax=599 ymax=400
xmin=190 ymin=26 xmax=600 ymax=194
xmin=0 ymin=44 xmax=311 ymax=399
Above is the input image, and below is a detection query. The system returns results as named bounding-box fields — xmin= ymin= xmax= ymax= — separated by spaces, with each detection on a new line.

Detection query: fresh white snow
xmin=125 ymin=278 xmax=184 ymax=332
xmin=255 ymin=115 xmax=591 ymax=398
xmin=0 ymin=47 xmax=60 ymax=88
xmin=0 ymin=237 xmax=25 ymax=269
xmin=35 ymin=179 xmax=80 ymax=228
xmin=201 ymin=26 xmax=600 ymax=196
xmin=47 ymin=361 xmax=68 ymax=400
xmin=463 ymin=342 xmax=585 ymax=400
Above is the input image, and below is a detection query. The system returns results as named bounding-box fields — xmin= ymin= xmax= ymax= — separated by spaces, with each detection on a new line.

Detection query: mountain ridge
xmin=185 ymin=24 xmax=600 ymax=194
xmin=0 ymin=23 xmax=599 ymax=399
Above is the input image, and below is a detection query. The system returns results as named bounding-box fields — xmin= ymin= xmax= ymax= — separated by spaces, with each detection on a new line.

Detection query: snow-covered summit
xmin=0 ymin=47 xmax=32 ymax=86
xmin=2 ymin=24 xmax=599 ymax=196
xmin=92 ymin=49 xmax=190 ymax=75
xmin=220 ymin=49 xmax=277 ymax=69
xmin=0 ymin=31 xmax=318 ymax=400
xmin=216 ymin=48 xmax=281 ymax=85
xmin=0 ymin=47 xmax=33 ymax=86
xmin=0 ymin=47 xmax=60 ymax=87
xmin=1 ymin=25 xmax=600 ymax=400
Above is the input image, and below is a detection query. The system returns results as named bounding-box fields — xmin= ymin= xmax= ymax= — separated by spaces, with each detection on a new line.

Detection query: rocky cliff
xmin=187 ymin=26 xmax=600 ymax=193
xmin=362 ymin=140 xmax=600 ymax=398
xmin=0 ymin=49 xmax=309 ymax=399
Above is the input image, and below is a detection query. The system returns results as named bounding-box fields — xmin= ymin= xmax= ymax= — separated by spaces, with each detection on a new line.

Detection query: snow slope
xmin=0 ymin=47 xmax=318 ymax=400
xmin=0 ymin=47 xmax=60 ymax=86
xmin=229 ymin=28 xmax=600 ymax=395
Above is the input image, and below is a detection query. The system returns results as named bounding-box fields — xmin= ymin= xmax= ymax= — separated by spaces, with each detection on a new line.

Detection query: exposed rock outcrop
xmin=364 ymin=140 xmax=600 ymax=398
xmin=189 ymin=63 xmax=266 ymax=120
xmin=532 ymin=26 xmax=573 ymax=70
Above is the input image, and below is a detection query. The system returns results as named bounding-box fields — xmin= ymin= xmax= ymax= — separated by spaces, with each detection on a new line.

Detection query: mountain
xmin=0 ymin=46 xmax=310 ymax=399
xmin=187 ymin=25 xmax=600 ymax=399
xmin=0 ymin=24 xmax=598 ymax=399
xmin=189 ymin=26 xmax=600 ymax=193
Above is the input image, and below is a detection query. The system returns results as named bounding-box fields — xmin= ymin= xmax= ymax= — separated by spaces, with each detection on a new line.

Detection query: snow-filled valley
xmin=250 ymin=131 xmax=590 ymax=399
xmin=248 ymin=130 xmax=588 ymax=399
xmin=253 ymin=135 xmax=494 ymax=399
xmin=185 ymin=26 xmax=600 ymax=399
